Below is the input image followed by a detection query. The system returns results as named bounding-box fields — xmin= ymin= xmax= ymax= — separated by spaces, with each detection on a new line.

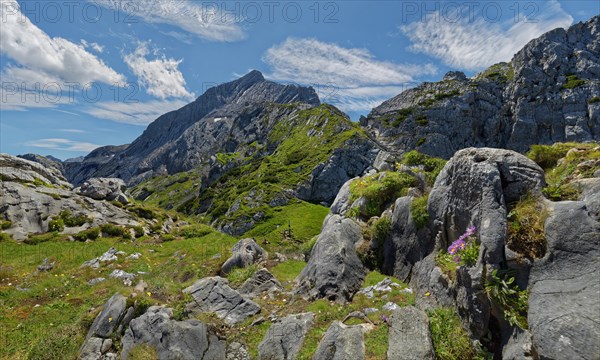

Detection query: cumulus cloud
xmin=401 ymin=0 xmax=573 ymax=70
xmin=263 ymin=38 xmax=436 ymax=112
xmin=85 ymin=99 xmax=188 ymax=125
xmin=92 ymin=0 xmax=245 ymax=42
xmin=0 ymin=0 xmax=125 ymax=86
xmin=124 ymin=42 xmax=194 ymax=100
xmin=24 ymin=138 xmax=101 ymax=152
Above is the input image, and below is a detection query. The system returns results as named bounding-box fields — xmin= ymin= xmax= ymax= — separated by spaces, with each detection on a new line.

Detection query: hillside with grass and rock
xmin=1 ymin=15 xmax=599 ymax=360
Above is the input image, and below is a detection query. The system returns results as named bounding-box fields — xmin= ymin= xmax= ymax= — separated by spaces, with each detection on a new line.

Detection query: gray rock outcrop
xmin=527 ymin=181 xmax=600 ymax=359
xmin=313 ymin=321 xmax=365 ymax=360
xmin=258 ymin=312 xmax=314 ymax=360
xmin=79 ymin=294 xmax=132 ymax=360
xmin=362 ymin=16 xmax=600 ymax=158
xmin=238 ymin=268 xmax=283 ymax=298
xmin=428 ymin=148 xmax=545 ymax=264
xmin=295 ymin=214 xmax=366 ymax=303
xmin=0 ymin=154 xmax=139 ymax=240
xmin=183 ymin=277 xmax=260 ymax=325
xmin=75 ymin=178 xmax=128 ymax=204
xmin=387 ymin=306 xmax=434 ymax=360
xmin=121 ymin=306 xmax=226 ymax=360
xmin=220 ymin=238 xmax=268 ymax=276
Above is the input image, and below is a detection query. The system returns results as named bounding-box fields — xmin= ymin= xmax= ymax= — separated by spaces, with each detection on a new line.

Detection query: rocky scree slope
xmin=362 ymin=15 xmax=600 ymax=158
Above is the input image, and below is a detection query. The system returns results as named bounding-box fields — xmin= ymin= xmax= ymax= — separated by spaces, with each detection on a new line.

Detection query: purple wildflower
xmin=447 ymin=226 xmax=476 ymax=254
xmin=453 ymin=255 xmax=461 ymax=263
xmin=381 ymin=314 xmax=390 ymax=324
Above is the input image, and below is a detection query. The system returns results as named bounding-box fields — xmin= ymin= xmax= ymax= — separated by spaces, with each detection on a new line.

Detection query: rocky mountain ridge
xmin=362 ymin=15 xmax=600 ymax=158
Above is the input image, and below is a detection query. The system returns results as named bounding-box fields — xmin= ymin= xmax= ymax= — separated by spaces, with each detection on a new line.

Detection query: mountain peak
xmin=240 ymin=69 xmax=265 ymax=82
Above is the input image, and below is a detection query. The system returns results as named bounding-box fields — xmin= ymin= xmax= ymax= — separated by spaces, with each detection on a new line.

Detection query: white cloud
xmin=124 ymin=42 xmax=194 ymax=100
xmin=24 ymin=138 xmax=100 ymax=152
xmin=58 ymin=129 xmax=86 ymax=133
xmin=263 ymin=38 xmax=436 ymax=113
xmin=92 ymin=0 xmax=245 ymax=42
xmin=0 ymin=0 xmax=125 ymax=86
xmin=401 ymin=0 xmax=573 ymax=71
xmin=85 ymin=99 xmax=188 ymax=125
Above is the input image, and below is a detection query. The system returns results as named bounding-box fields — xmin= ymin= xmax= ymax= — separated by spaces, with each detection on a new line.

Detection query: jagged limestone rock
xmin=183 ymin=277 xmax=260 ymax=325
xmin=313 ymin=321 xmax=365 ymax=360
xmin=258 ymin=313 xmax=314 ymax=360
xmin=121 ymin=306 xmax=226 ymax=360
xmin=295 ymin=215 xmax=365 ymax=303
xmin=220 ymin=238 xmax=268 ymax=276
xmin=387 ymin=306 xmax=434 ymax=360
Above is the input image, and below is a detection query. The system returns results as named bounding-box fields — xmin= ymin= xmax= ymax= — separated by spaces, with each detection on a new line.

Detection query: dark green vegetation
xmin=428 ymin=307 xmax=484 ymax=360
xmin=562 ymin=74 xmax=586 ymax=89
xmin=410 ymin=195 xmax=429 ymax=229
xmin=485 ymin=269 xmax=528 ymax=329
xmin=507 ymin=194 xmax=548 ymax=260
xmin=527 ymin=142 xmax=599 ymax=201
xmin=349 ymin=172 xmax=418 ymax=218
xmin=588 ymin=96 xmax=600 ymax=104
xmin=475 ymin=62 xmax=515 ymax=83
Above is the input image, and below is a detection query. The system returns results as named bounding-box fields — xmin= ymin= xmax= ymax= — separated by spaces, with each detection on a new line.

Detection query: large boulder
xmin=183 ymin=277 xmax=260 ymax=325
xmin=527 ymin=184 xmax=600 ymax=360
xmin=258 ymin=312 xmax=314 ymax=360
xmin=86 ymin=293 xmax=128 ymax=339
xmin=79 ymin=293 xmax=132 ymax=360
xmin=75 ymin=178 xmax=128 ymax=204
xmin=428 ymin=148 xmax=545 ymax=264
xmin=387 ymin=306 xmax=435 ymax=360
xmin=312 ymin=321 xmax=365 ymax=360
xmin=121 ymin=306 xmax=226 ymax=360
xmin=295 ymin=214 xmax=366 ymax=303
xmin=220 ymin=238 xmax=268 ymax=276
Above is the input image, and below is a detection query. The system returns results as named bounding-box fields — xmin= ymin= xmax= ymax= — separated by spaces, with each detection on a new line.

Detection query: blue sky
xmin=1 ymin=0 xmax=598 ymax=160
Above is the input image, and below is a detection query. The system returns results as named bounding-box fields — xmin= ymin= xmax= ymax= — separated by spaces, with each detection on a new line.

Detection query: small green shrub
xmin=588 ymin=96 xmax=600 ymax=104
xmin=100 ymin=223 xmax=129 ymax=238
xmin=162 ymin=234 xmax=176 ymax=242
xmin=0 ymin=219 xmax=12 ymax=230
xmin=350 ymin=172 xmax=417 ymax=218
xmin=57 ymin=210 xmax=91 ymax=227
xmin=226 ymin=264 xmax=258 ymax=287
xmin=131 ymin=225 xmax=145 ymax=238
xmin=527 ymin=144 xmax=572 ymax=169
xmin=72 ymin=227 xmax=101 ymax=242
xmin=177 ymin=224 xmax=213 ymax=238
xmin=507 ymin=195 xmax=547 ymax=259
xmin=415 ymin=114 xmax=428 ymax=126
xmin=129 ymin=206 xmax=157 ymax=220
xmin=562 ymin=75 xmax=585 ymax=89
xmin=24 ymin=232 xmax=62 ymax=245
xmin=0 ymin=232 xmax=12 ymax=242
xmin=411 ymin=195 xmax=429 ymax=229
xmin=48 ymin=218 xmax=65 ymax=232
xmin=485 ymin=269 xmax=528 ymax=329
xmin=371 ymin=216 xmax=391 ymax=246
xmin=401 ymin=150 xmax=447 ymax=186
xmin=428 ymin=308 xmax=478 ymax=359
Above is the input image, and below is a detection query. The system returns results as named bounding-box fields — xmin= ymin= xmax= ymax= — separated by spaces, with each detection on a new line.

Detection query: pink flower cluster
xmin=448 ymin=226 xmax=477 ymax=261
